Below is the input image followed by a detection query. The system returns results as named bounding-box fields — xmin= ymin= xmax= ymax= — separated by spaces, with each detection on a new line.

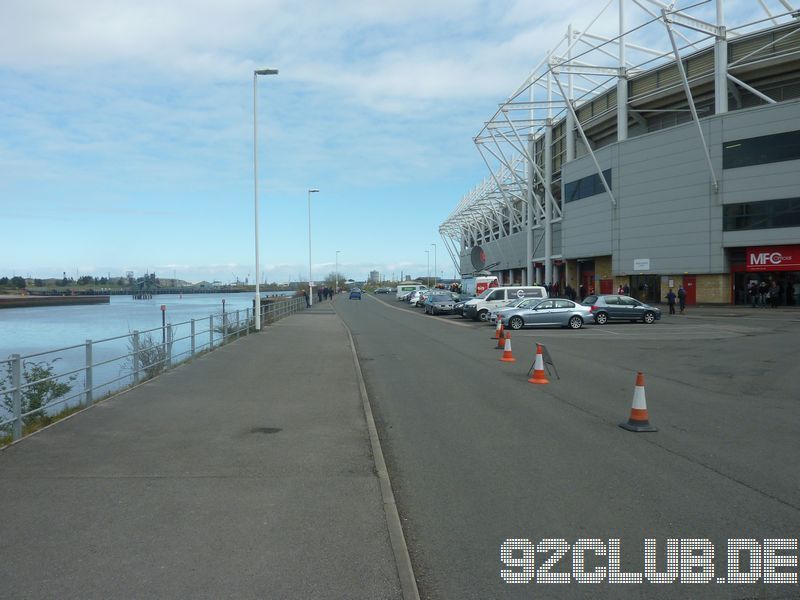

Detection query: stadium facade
xmin=439 ymin=0 xmax=800 ymax=305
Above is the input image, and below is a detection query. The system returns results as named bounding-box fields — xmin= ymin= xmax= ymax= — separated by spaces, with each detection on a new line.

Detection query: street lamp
xmin=425 ymin=250 xmax=430 ymax=287
xmin=253 ymin=67 xmax=278 ymax=331
xmin=431 ymin=243 xmax=437 ymax=289
xmin=335 ymin=250 xmax=341 ymax=296
xmin=307 ymin=188 xmax=319 ymax=306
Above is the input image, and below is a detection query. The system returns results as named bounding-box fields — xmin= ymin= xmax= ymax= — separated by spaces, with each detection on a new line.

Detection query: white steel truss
xmin=442 ymin=0 xmax=798 ymax=286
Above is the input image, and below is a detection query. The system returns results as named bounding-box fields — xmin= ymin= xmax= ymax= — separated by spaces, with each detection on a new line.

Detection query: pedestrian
xmin=748 ymin=281 xmax=757 ymax=308
xmin=302 ymin=289 xmax=310 ymax=308
xmin=758 ymin=281 xmax=768 ymax=307
xmin=677 ymin=285 xmax=686 ymax=314
xmin=769 ymin=281 xmax=780 ymax=308
xmin=623 ymin=284 xmax=630 ymax=296
xmin=578 ymin=284 xmax=586 ymax=301
xmin=317 ymin=288 xmax=323 ymax=303
xmin=617 ymin=284 xmax=624 ymax=295
xmin=666 ymin=288 xmax=676 ymax=315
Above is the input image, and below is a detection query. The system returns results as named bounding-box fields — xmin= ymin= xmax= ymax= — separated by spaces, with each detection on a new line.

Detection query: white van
xmin=396 ymin=283 xmax=427 ymax=300
xmin=463 ymin=286 xmax=548 ymax=321
xmin=460 ymin=275 xmax=499 ymax=298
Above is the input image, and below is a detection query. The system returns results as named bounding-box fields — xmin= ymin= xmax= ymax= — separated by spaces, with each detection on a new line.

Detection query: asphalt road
xmin=335 ymin=293 xmax=800 ymax=600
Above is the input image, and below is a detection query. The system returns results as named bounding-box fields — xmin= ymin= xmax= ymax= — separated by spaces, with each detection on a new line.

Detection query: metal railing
xmin=0 ymin=296 xmax=306 ymax=443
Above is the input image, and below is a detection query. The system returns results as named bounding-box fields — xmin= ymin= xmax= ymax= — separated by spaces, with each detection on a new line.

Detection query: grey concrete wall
xmin=459 ymin=230 xmax=528 ymax=274
xmin=562 ymin=98 xmax=800 ymax=275
xmin=458 ymin=98 xmax=800 ymax=278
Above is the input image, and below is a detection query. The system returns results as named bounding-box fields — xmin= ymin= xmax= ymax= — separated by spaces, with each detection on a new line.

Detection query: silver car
xmin=488 ymin=297 xmax=542 ymax=323
xmin=423 ymin=293 xmax=456 ymax=315
xmin=501 ymin=298 xmax=593 ymax=330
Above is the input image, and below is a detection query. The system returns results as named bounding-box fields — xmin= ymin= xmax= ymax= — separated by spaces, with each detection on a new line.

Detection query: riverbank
xmin=0 ymin=295 xmax=110 ymax=309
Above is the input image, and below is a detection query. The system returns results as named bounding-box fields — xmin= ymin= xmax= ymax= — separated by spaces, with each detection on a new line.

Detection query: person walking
xmin=677 ymin=285 xmax=687 ymax=314
xmin=748 ymin=281 xmax=757 ymax=308
xmin=302 ymin=289 xmax=310 ymax=308
xmin=666 ymin=288 xmax=677 ymax=315
xmin=769 ymin=281 xmax=780 ymax=308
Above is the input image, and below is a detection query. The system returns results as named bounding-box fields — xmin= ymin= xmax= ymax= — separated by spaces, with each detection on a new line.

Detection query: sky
xmin=0 ymin=0 xmax=776 ymax=284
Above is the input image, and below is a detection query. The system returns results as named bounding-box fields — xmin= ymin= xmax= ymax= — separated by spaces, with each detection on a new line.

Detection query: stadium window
xmin=563 ymin=169 xmax=612 ymax=203
xmin=723 ymin=197 xmax=800 ymax=231
xmin=723 ymin=130 xmax=800 ymax=169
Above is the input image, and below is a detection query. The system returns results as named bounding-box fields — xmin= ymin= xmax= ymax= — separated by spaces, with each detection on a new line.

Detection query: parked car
xmin=581 ymin=294 xmax=661 ymax=324
xmin=501 ymin=298 xmax=593 ymax=330
xmin=423 ymin=293 xmax=457 ymax=315
xmin=374 ymin=287 xmax=392 ymax=294
xmin=463 ymin=286 xmax=549 ymax=321
xmin=408 ymin=290 xmax=424 ymax=306
xmin=349 ymin=289 xmax=362 ymax=300
xmin=488 ymin=297 xmax=541 ymax=323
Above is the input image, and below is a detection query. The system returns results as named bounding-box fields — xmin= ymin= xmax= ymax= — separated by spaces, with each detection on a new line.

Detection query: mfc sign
xmin=746 ymin=245 xmax=800 ymax=272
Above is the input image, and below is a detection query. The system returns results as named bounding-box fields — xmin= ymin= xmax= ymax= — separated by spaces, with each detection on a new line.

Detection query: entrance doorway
xmin=683 ymin=275 xmax=696 ymax=305
xmin=629 ymin=275 xmax=661 ymax=304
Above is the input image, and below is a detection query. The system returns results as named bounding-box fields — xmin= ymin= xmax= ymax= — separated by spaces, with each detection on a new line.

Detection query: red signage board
xmin=746 ymin=245 xmax=800 ymax=272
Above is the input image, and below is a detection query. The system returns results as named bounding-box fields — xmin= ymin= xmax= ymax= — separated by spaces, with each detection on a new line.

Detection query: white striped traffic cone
xmin=500 ymin=332 xmax=516 ymax=363
xmin=527 ymin=344 xmax=549 ymax=384
xmin=619 ymin=372 xmax=658 ymax=432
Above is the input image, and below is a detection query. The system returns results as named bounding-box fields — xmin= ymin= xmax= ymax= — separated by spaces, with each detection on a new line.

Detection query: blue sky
xmin=0 ymin=0 xmax=773 ymax=283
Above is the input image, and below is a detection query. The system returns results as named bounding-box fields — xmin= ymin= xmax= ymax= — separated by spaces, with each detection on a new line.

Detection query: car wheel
xmin=568 ymin=315 xmax=583 ymax=329
xmin=595 ymin=312 xmax=608 ymax=325
xmin=509 ymin=316 xmax=524 ymax=330
xmin=478 ymin=310 xmax=489 ymax=322
xmin=643 ymin=311 xmax=656 ymax=324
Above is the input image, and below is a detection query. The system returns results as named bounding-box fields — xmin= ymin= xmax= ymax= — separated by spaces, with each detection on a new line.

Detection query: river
xmin=0 ymin=292 xmax=296 ymax=422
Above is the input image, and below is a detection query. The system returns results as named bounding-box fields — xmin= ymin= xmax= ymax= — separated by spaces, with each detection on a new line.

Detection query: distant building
xmin=404 ymin=275 xmax=411 ymax=281
xmin=369 ymin=270 xmax=380 ymax=283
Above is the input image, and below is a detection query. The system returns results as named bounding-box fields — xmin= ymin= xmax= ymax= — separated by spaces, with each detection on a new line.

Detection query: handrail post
xmin=84 ymin=339 xmax=93 ymax=406
xmin=209 ymin=315 xmax=214 ymax=349
xmin=190 ymin=319 xmax=196 ymax=356
xmin=132 ymin=331 xmax=141 ymax=385
xmin=11 ymin=354 xmax=22 ymax=441
xmin=166 ymin=324 xmax=173 ymax=368
xmin=236 ymin=310 xmax=241 ymax=338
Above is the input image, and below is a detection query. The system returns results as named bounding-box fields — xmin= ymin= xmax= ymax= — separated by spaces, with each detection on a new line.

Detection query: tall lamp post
xmin=307 ymin=188 xmax=319 ymax=305
xmin=335 ymin=250 xmax=341 ymax=296
xmin=253 ymin=67 xmax=278 ymax=331
xmin=425 ymin=250 xmax=430 ymax=287
xmin=431 ymin=243 xmax=437 ymax=289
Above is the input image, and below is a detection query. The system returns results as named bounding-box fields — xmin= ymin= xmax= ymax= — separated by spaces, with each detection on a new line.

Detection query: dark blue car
xmin=349 ymin=289 xmax=362 ymax=300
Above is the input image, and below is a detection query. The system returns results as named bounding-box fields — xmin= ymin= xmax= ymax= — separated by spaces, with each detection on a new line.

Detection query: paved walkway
xmin=0 ymin=303 xmax=402 ymax=599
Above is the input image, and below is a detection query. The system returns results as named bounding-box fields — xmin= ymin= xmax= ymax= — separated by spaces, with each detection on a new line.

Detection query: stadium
xmin=439 ymin=0 xmax=800 ymax=305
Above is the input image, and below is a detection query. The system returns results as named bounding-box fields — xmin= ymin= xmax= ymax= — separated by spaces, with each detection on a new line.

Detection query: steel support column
xmin=715 ymin=0 xmax=729 ymax=115
xmin=617 ymin=0 xmax=629 ymax=141
xmin=544 ymin=120 xmax=553 ymax=286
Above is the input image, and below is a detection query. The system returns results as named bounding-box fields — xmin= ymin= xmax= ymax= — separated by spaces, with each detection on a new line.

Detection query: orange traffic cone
xmin=500 ymin=331 xmax=516 ymax=362
xmin=493 ymin=319 xmax=504 ymax=340
xmin=496 ymin=325 xmax=506 ymax=349
xmin=619 ymin=372 xmax=658 ymax=432
xmin=527 ymin=344 xmax=549 ymax=384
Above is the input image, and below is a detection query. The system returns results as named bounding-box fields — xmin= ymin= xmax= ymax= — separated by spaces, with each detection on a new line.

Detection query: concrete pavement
xmin=0 ymin=303 xmax=403 ymax=599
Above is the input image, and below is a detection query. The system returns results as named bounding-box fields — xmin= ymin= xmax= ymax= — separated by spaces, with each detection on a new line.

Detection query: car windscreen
xmin=519 ymin=298 xmax=543 ymax=309
xmin=476 ymin=289 xmax=493 ymax=299
xmin=430 ymin=295 xmax=451 ymax=302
